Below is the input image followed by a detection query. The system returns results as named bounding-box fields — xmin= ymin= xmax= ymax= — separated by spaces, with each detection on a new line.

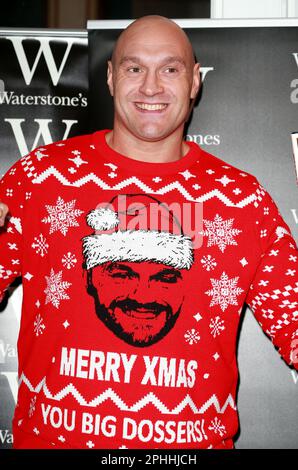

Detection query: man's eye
xmin=111 ymin=272 xmax=129 ymax=278
xmin=158 ymin=274 xmax=179 ymax=283
xmin=128 ymin=67 xmax=142 ymax=73
xmin=164 ymin=67 xmax=178 ymax=73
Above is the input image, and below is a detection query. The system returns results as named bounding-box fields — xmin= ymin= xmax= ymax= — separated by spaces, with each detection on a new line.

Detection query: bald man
xmin=106 ymin=15 xmax=200 ymax=159
xmin=0 ymin=15 xmax=297 ymax=450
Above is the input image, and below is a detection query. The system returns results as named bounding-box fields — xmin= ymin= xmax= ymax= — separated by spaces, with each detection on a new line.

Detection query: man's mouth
xmin=113 ymin=306 xmax=162 ymax=320
xmin=134 ymin=102 xmax=168 ymax=112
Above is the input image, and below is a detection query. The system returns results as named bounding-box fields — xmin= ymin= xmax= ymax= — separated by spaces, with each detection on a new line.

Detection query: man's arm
xmin=0 ymin=161 xmax=25 ymax=302
xmin=245 ymin=183 xmax=298 ymax=369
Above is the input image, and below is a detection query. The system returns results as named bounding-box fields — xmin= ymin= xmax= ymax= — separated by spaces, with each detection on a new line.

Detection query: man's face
xmin=107 ymin=20 xmax=200 ymax=142
xmin=89 ymin=260 xmax=185 ymax=347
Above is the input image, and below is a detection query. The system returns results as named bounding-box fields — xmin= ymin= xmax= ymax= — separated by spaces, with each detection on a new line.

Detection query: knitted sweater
xmin=0 ymin=129 xmax=297 ymax=449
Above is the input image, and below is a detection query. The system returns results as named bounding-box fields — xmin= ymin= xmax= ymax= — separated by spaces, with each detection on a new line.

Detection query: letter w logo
xmin=6 ymin=36 xmax=76 ymax=86
xmin=5 ymin=118 xmax=77 ymax=156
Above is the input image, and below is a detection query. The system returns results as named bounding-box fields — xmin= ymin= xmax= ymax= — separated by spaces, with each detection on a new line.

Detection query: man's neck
xmin=105 ymin=127 xmax=189 ymax=164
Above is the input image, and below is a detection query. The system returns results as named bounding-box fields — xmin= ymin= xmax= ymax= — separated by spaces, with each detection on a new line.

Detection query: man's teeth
xmin=136 ymin=103 xmax=167 ymax=110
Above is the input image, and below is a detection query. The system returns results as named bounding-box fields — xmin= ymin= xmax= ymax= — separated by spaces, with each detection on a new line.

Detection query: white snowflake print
xmin=44 ymin=269 xmax=71 ymax=309
xmin=208 ymin=417 xmax=226 ymax=437
xmin=285 ymin=269 xmax=296 ymax=276
xmin=202 ymin=214 xmax=242 ymax=252
xmin=31 ymin=234 xmax=49 ymax=257
xmin=201 ymin=255 xmax=217 ymax=271
xmin=28 ymin=396 xmax=37 ymax=418
xmin=34 ymin=314 xmax=45 ymax=337
xmin=205 ymin=272 xmax=244 ymax=312
xmin=209 ymin=316 xmax=225 ymax=338
xmin=86 ymin=440 xmax=95 ymax=448
xmin=215 ymin=175 xmax=235 ymax=186
xmin=62 ymin=252 xmax=77 ymax=269
xmin=68 ymin=153 xmax=88 ymax=168
xmin=179 ymin=169 xmax=196 ymax=181
xmin=42 ymin=196 xmax=84 ymax=236
xmin=35 ymin=149 xmax=48 ymax=161
xmin=184 ymin=328 xmax=200 ymax=345
xmin=152 ymin=176 xmax=162 ymax=183
xmin=8 ymin=243 xmax=18 ymax=250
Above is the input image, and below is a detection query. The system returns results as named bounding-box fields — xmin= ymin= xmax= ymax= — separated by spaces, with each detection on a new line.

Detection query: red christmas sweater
xmin=0 ymin=129 xmax=297 ymax=449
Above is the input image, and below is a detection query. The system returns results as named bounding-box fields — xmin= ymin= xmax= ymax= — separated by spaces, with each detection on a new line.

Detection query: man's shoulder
xmin=18 ymin=132 xmax=95 ymax=181
xmin=26 ymin=132 xmax=94 ymax=163
xmin=196 ymin=145 xmax=260 ymax=188
xmin=188 ymin=144 xmax=267 ymax=208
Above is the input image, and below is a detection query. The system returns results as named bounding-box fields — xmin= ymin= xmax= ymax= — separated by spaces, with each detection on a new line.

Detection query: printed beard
xmin=96 ymin=302 xmax=182 ymax=347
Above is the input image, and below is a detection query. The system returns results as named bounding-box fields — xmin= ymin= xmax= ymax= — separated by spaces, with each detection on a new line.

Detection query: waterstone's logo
xmin=0 ymin=36 xmax=87 ymax=156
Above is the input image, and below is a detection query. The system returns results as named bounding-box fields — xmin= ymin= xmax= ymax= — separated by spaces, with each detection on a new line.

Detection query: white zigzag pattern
xmin=18 ymin=373 xmax=236 ymax=415
xmin=30 ymin=166 xmax=259 ymax=208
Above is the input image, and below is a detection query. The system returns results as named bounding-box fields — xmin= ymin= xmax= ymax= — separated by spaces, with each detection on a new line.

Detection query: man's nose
xmin=131 ymin=279 xmax=154 ymax=303
xmin=139 ymin=70 xmax=164 ymax=96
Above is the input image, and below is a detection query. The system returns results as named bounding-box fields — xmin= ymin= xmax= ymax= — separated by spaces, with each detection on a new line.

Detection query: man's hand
xmin=0 ymin=202 xmax=9 ymax=226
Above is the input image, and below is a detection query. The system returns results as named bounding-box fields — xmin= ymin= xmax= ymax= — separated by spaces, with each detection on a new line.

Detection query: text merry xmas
xmin=59 ymin=347 xmax=198 ymax=388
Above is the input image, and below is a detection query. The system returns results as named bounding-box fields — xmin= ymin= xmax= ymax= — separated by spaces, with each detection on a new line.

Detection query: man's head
xmin=107 ymin=15 xmax=200 ymax=143
xmin=87 ymin=260 xmax=185 ymax=347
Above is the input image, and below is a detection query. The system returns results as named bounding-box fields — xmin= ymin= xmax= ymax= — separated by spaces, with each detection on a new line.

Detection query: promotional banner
xmin=0 ymin=29 xmax=88 ymax=448
xmin=88 ymin=20 xmax=298 ymax=449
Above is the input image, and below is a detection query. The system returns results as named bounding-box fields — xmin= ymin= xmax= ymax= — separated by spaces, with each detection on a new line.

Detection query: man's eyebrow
xmin=119 ymin=55 xmax=187 ymax=67
xmin=105 ymin=262 xmax=137 ymax=275
xmin=151 ymin=268 xmax=182 ymax=278
xmin=160 ymin=56 xmax=187 ymax=66
xmin=119 ymin=56 xmax=141 ymax=65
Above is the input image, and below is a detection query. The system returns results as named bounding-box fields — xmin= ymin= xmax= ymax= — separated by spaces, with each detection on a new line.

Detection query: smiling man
xmin=87 ymin=260 xmax=185 ymax=347
xmin=0 ymin=15 xmax=297 ymax=450
xmin=106 ymin=15 xmax=200 ymax=161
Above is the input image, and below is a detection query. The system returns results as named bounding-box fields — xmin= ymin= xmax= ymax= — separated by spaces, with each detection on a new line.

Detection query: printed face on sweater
xmin=107 ymin=16 xmax=200 ymax=143
xmin=87 ymin=260 xmax=185 ymax=347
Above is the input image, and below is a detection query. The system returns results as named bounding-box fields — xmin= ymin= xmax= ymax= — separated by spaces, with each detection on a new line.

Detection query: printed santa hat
xmin=82 ymin=194 xmax=194 ymax=270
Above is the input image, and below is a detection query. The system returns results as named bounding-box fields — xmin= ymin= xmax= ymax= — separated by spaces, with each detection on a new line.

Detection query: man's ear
xmin=190 ymin=62 xmax=201 ymax=100
xmin=107 ymin=60 xmax=114 ymax=97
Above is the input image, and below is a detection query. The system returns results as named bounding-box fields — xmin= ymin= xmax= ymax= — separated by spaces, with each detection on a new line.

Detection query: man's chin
xmin=108 ymin=307 xmax=168 ymax=346
xmin=95 ymin=303 xmax=181 ymax=347
xmin=132 ymin=125 xmax=172 ymax=143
